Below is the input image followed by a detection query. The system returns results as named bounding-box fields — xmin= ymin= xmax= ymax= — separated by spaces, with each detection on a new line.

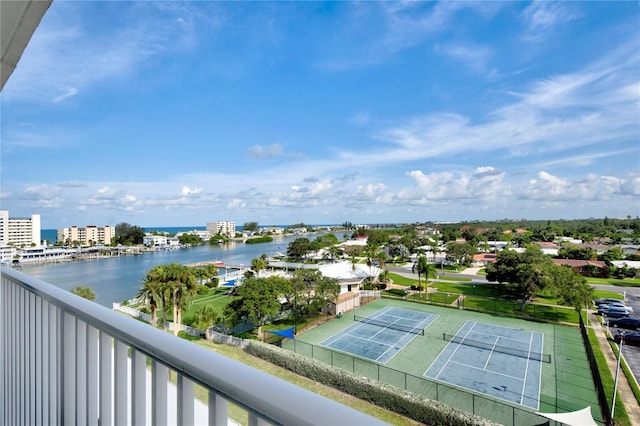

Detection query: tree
xmin=551 ymin=265 xmax=594 ymax=310
xmin=287 ymin=269 xmax=321 ymax=321
xmin=165 ymin=263 xmax=197 ymax=336
xmin=557 ymin=244 xmax=596 ymax=260
xmin=141 ymin=265 xmax=171 ymax=330
xmin=415 ymin=256 xmax=435 ymax=296
xmin=203 ymin=264 xmax=219 ymax=288
xmin=230 ymin=276 xmax=288 ymax=339
xmin=251 ymin=256 xmax=267 ymax=278
xmin=287 ymin=238 xmax=312 ymax=260
xmin=114 ymin=222 xmax=145 ymax=245
xmin=71 ymin=286 xmax=96 ymax=301
xmin=486 ymin=246 xmax=555 ymax=311
xmin=243 ymin=221 xmax=259 ymax=232
xmin=178 ymin=233 xmax=203 ymax=246
xmin=192 ymin=305 xmax=218 ymax=330
xmin=446 ymin=241 xmax=476 ymax=266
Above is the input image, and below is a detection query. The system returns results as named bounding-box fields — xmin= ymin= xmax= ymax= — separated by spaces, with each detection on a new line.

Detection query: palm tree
xmin=251 ymin=256 xmax=267 ymax=278
xmin=204 ymin=264 xmax=218 ymax=287
xmin=193 ymin=305 xmax=218 ymax=330
xmin=166 ymin=263 xmax=197 ymax=336
xmin=416 ymin=256 xmax=436 ymax=297
xmin=140 ymin=265 xmax=170 ymax=329
xmin=137 ymin=274 xmax=162 ymax=327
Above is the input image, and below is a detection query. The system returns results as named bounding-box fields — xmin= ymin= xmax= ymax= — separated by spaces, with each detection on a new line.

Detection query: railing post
xmin=177 ymin=375 xmax=194 ymax=425
xmin=99 ymin=331 xmax=112 ymax=426
xmin=208 ymin=391 xmax=228 ymax=426
xmin=87 ymin=325 xmax=99 ymax=424
xmin=114 ymin=340 xmax=128 ymax=425
xmin=152 ymin=361 xmax=168 ymax=425
xmin=132 ymin=349 xmax=146 ymax=425
xmin=62 ymin=311 xmax=77 ymax=424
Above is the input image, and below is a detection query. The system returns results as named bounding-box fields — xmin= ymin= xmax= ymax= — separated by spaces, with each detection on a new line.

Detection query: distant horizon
xmin=40 ymin=215 xmax=639 ymax=232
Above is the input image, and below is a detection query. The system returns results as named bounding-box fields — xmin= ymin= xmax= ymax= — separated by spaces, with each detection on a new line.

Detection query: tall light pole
xmin=611 ymin=332 xmax=625 ymax=419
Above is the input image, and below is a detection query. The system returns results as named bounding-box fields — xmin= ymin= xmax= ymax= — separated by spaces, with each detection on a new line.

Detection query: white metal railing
xmin=1 ymin=267 xmax=386 ymax=426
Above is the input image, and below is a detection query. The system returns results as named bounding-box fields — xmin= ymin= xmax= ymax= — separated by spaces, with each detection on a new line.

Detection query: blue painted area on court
xmin=320 ymin=306 xmax=439 ymax=364
xmin=424 ymin=320 xmax=544 ymax=410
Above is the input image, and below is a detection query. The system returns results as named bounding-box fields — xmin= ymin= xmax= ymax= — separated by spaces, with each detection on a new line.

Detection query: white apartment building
xmin=206 ymin=221 xmax=236 ymax=238
xmin=57 ymin=225 xmax=115 ymax=246
xmin=0 ymin=210 xmax=41 ymax=247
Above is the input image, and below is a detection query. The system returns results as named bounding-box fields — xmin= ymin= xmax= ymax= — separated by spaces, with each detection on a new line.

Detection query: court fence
xmin=579 ymin=313 xmax=612 ymax=426
xmin=382 ymin=293 xmax=577 ymax=324
xmin=282 ymin=339 xmax=559 ymax=426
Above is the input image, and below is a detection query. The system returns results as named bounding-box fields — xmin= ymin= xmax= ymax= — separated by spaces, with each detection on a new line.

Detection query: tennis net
xmin=354 ymin=315 xmax=425 ymax=335
xmin=443 ymin=333 xmax=551 ymax=363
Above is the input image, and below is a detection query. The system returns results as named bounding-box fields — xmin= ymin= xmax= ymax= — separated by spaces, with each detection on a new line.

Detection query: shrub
xmin=245 ymin=341 xmax=497 ymax=426
xmin=384 ymin=288 xmax=407 ymax=297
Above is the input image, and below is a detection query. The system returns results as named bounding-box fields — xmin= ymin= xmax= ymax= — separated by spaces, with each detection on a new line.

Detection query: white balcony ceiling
xmin=1 ymin=0 xmax=52 ymax=90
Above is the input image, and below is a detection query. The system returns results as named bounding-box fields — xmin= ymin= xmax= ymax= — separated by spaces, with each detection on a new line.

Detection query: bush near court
xmin=245 ymin=340 xmax=498 ymax=426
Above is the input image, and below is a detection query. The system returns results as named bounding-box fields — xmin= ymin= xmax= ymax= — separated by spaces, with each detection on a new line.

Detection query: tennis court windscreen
xmin=442 ymin=333 xmax=551 ymax=363
xmin=354 ymin=315 xmax=425 ymax=335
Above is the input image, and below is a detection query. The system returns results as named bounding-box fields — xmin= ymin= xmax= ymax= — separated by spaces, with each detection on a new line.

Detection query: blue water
xmin=20 ymin=234 xmax=302 ymax=308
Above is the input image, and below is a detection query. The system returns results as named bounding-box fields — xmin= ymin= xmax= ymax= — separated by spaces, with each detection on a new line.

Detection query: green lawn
xmin=586 ymin=277 xmax=640 ymax=287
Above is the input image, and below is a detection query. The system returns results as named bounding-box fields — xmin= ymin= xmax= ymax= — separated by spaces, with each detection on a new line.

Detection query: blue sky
xmin=1 ymin=1 xmax=639 ymax=229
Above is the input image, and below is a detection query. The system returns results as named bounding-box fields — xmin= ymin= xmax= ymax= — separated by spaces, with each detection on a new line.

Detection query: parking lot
xmin=619 ymin=291 xmax=640 ymax=382
xmin=601 ymin=288 xmax=640 ymax=383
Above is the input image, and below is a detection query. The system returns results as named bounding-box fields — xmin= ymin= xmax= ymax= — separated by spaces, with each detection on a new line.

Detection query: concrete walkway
xmin=588 ymin=311 xmax=640 ymax=424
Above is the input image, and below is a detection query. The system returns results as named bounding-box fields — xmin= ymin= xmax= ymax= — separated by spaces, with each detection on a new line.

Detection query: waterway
xmin=18 ymin=234 xmax=304 ymax=308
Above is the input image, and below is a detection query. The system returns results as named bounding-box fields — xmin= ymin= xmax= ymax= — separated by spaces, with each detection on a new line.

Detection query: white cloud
xmin=53 ymin=87 xmax=78 ymax=103
xmin=246 ymin=144 xmax=284 ymax=158
xmin=180 ymin=186 xmax=202 ymax=197
xmin=521 ymin=1 xmax=579 ymax=42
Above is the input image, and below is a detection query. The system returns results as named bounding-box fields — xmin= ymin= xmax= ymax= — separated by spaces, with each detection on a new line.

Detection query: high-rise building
xmin=0 ymin=210 xmax=41 ymax=247
xmin=206 ymin=221 xmax=236 ymax=238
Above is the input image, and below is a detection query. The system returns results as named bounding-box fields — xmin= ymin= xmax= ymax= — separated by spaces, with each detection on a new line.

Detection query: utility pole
xmin=611 ymin=332 xmax=624 ymax=419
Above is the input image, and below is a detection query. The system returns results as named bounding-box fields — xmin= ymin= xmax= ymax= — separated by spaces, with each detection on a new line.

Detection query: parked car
xmin=598 ymin=303 xmax=632 ymax=315
xmin=614 ymin=331 xmax=640 ymax=346
xmin=602 ymin=306 xmax=631 ymax=318
xmin=600 ymin=302 xmax=633 ymax=313
xmin=607 ymin=317 xmax=640 ymax=330
xmin=595 ymin=297 xmax=624 ymax=306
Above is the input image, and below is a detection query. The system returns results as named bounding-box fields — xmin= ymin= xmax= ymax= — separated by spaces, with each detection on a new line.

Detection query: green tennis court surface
xmin=425 ymin=320 xmax=544 ymax=409
xmin=287 ymin=299 xmax=604 ymax=425
xmin=320 ymin=307 xmax=438 ymax=363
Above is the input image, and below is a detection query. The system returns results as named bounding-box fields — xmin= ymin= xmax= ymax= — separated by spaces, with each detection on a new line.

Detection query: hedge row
xmin=245 ymin=341 xmax=497 ymax=426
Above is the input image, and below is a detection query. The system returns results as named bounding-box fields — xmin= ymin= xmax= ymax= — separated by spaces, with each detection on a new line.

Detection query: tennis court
xmin=424 ymin=320 xmax=544 ymax=409
xmin=320 ymin=306 xmax=438 ymax=363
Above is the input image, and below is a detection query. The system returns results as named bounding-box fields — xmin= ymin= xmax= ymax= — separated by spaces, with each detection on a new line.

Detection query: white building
xmin=319 ymin=261 xmax=381 ymax=316
xmin=206 ymin=221 xmax=236 ymax=238
xmin=0 ymin=210 xmax=41 ymax=247
xmin=143 ymin=234 xmax=167 ymax=247
xmin=58 ymin=225 xmax=115 ymax=246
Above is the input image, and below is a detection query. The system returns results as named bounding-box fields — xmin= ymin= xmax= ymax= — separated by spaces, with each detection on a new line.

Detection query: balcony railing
xmin=1 ymin=267 xmax=386 ymax=425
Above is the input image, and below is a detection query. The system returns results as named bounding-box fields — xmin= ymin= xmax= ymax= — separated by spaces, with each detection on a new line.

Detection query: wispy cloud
xmin=3 ymin=2 xmax=197 ymax=103
xmin=52 ymin=87 xmax=78 ymax=103
xmin=433 ymin=42 xmax=494 ymax=75
xmin=521 ymin=1 xmax=580 ymax=42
